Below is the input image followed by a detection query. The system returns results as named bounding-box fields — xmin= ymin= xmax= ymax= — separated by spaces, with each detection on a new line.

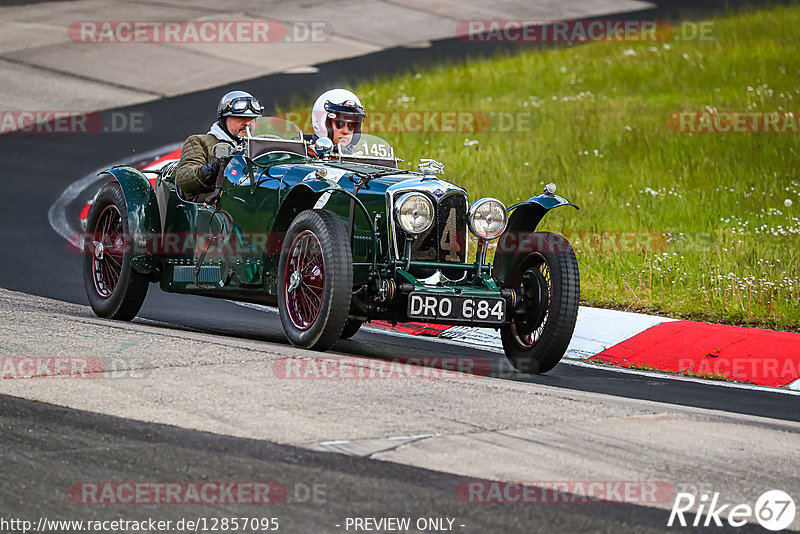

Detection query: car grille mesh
xmin=394 ymin=192 xmax=467 ymax=272
xmin=173 ymin=265 xmax=221 ymax=283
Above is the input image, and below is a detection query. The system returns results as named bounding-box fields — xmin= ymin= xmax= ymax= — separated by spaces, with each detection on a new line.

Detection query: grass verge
xmin=281 ymin=4 xmax=800 ymax=330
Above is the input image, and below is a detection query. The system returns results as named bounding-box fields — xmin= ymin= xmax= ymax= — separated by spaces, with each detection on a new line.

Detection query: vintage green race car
xmin=83 ymin=118 xmax=579 ymax=374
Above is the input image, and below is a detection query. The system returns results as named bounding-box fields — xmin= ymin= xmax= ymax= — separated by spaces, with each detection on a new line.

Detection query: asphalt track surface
xmin=2 ymin=394 xmax=772 ymax=534
xmin=1 ymin=1 xmax=798 ymax=532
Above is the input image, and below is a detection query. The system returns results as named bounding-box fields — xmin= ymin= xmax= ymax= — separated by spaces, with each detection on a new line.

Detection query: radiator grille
xmin=394 ymin=192 xmax=467 ymax=277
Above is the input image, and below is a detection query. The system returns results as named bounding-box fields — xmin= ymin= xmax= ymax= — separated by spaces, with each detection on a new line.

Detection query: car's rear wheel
xmin=82 ymin=181 xmax=149 ymax=320
xmin=500 ymin=232 xmax=579 ymax=374
xmin=277 ymin=209 xmax=352 ymax=351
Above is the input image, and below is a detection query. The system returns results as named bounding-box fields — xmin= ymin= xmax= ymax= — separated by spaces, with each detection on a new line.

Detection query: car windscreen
xmin=337 ymin=134 xmax=397 ymax=168
xmin=247 ymin=117 xmax=306 ymax=159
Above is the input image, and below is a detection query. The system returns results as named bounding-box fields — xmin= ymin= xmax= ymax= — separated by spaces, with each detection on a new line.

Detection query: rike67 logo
xmin=669 ymin=490 xmax=796 ymax=531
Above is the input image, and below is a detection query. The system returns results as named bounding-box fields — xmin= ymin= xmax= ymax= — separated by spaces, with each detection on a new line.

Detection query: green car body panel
xmin=102 ymin=166 xmax=162 ymax=276
xmin=491 ymin=192 xmax=580 ymax=283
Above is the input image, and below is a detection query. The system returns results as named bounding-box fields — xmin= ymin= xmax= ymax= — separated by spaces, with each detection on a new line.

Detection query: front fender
xmin=262 ymin=180 xmax=354 ymax=289
xmin=492 ymin=192 xmax=579 ymax=283
xmin=101 ymin=166 xmax=161 ymax=274
xmin=273 ymin=178 xmax=350 ymax=234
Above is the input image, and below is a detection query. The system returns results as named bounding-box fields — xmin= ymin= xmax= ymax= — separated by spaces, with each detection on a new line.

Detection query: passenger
xmin=175 ymin=90 xmax=263 ymax=202
xmin=306 ymin=89 xmax=366 ymax=157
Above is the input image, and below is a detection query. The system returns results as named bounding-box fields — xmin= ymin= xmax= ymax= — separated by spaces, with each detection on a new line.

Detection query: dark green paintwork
xmin=102 ymin=166 xmax=161 ymax=275
xmin=491 ymin=192 xmax=580 ymax=283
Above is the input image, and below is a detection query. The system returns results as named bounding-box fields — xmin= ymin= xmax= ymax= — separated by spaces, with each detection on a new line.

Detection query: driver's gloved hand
xmin=199 ymin=158 xmax=226 ymax=187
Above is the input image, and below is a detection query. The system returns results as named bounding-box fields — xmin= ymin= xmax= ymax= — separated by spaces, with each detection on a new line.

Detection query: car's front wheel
xmin=82 ymin=181 xmax=149 ymax=320
xmin=277 ymin=209 xmax=353 ymax=351
xmin=500 ymin=232 xmax=580 ymax=374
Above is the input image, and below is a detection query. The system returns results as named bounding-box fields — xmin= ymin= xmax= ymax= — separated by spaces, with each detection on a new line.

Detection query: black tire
xmin=500 ymin=232 xmax=580 ymax=374
xmin=277 ymin=209 xmax=353 ymax=351
xmin=339 ymin=319 xmax=363 ymax=339
xmin=82 ymin=181 xmax=149 ymax=320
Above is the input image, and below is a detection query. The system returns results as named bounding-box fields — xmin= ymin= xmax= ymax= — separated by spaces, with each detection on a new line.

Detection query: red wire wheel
xmin=277 ymin=209 xmax=352 ymax=351
xmin=284 ymin=230 xmax=326 ymax=330
xmin=82 ymin=181 xmax=149 ymax=320
xmin=91 ymin=204 xmax=125 ymax=298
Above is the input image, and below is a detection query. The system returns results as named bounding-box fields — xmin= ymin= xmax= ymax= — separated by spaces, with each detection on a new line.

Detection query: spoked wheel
xmin=277 ymin=209 xmax=352 ymax=350
xmin=500 ymin=232 xmax=579 ymax=374
xmin=284 ymin=230 xmax=326 ymax=330
xmin=92 ymin=204 xmax=124 ymax=298
xmin=82 ymin=181 xmax=149 ymax=320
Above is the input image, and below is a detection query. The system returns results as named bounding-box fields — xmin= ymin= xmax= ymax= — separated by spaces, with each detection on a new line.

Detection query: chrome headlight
xmin=395 ymin=193 xmax=434 ymax=235
xmin=468 ymin=198 xmax=508 ymax=240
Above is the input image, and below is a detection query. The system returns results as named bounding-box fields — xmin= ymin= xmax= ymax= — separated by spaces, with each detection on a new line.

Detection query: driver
xmin=176 ymin=90 xmax=263 ymax=202
xmin=306 ymin=88 xmax=366 ymax=157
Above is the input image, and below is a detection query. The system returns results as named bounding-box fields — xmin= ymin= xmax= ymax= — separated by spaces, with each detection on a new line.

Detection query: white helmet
xmin=311 ymin=89 xmax=366 ymax=139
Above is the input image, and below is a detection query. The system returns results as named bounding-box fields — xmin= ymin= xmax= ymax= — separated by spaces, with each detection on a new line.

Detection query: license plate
xmin=407 ymin=293 xmax=506 ymax=324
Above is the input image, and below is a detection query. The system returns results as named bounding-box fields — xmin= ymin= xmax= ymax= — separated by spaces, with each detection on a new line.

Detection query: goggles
xmin=225 ymin=97 xmax=263 ymax=115
xmin=324 ymin=99 xmax=366 ymax=118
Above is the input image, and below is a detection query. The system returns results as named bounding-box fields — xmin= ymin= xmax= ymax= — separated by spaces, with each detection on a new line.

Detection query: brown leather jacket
xmin=175 ymin=134 xmax=222 ymax=202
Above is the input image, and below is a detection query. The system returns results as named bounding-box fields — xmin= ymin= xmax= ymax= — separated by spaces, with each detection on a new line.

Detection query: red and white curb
xmin=440 ymin=307 xmax=675 ymax=360
xmin=588 ymin=320 xmax=800 ymax=390
xmin=369 ymin=307 xmax=800 ymax=392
